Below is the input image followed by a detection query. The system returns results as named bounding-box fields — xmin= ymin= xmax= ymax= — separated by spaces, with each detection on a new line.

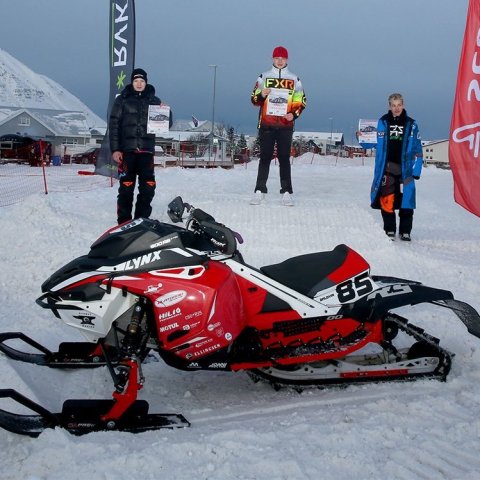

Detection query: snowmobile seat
xmin=260 ymin=244 xmax=350 ymax=298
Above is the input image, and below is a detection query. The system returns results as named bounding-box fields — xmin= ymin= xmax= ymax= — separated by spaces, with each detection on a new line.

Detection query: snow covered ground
xmin=1 ymin=155 xmax=480 ymax=480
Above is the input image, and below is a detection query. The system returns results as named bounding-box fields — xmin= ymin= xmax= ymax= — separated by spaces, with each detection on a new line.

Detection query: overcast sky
xmin=1 ymin=0 xmax=469 ymax=141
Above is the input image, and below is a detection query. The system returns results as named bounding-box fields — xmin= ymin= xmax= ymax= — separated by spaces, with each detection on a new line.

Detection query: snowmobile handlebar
xmin=167 ymin=196 xmax=243 ymax=255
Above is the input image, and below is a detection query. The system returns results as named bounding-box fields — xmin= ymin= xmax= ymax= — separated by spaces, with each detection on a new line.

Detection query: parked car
xmin=71 ymin=147 xmax=100 ymax=165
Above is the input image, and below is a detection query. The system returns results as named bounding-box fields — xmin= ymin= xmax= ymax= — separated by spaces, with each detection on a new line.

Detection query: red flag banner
xmin=449 ymin=0 xmax=480 ymax=217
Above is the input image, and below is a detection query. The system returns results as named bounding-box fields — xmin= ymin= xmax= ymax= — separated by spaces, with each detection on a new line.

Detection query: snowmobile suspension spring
xmin=128 ymin=299 xmax=146 ymax=335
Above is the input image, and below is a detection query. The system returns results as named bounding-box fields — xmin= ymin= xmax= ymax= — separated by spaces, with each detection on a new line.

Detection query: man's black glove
xmin=413 ymin=176 xmax=420 ymax=180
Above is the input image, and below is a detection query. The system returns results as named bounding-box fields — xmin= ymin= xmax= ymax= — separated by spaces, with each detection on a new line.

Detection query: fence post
xmin=41 ymin=160 xmax=48 ymax=194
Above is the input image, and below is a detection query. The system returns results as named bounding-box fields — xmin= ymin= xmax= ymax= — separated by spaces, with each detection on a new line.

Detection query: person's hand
xmin=112 ymin=151 xmax=123 ymax=164
xmin=413 ymin=176 xmax=420 ymax=180
xmin=284 ymin=113 xmax=294 ymax=121
xmin=261 ymin=88 xmax=271 ymax=97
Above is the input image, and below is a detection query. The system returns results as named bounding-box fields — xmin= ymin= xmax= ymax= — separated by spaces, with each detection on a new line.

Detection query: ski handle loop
xmin=0 ymin=331 xmax=53 ymax=359
xmin=0 ymin=389 xmax=58 ymax=424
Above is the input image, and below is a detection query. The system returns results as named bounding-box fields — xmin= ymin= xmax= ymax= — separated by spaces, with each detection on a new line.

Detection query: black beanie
xmin=131 ymin=68 xmax=148 ymax=83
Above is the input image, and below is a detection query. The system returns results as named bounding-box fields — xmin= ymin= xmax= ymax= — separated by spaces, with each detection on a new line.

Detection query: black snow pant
xmin=117 ymin=151 xmax=156 ymax=224
xmin=254 ymin=128 xmax=293 ymax=194
xmin=381 ymin=209 xmax=413 ymax=235
xmin=380 ymin=172 xmax=414 ymax=234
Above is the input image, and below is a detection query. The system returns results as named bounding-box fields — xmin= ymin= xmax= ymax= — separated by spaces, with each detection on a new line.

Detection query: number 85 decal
xmin=335 ymin=271 xmax=374 ymax=303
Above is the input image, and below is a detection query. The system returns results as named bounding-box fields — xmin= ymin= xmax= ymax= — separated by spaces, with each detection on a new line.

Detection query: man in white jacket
xmin=250 ymin=46 xmax=306 ymax=206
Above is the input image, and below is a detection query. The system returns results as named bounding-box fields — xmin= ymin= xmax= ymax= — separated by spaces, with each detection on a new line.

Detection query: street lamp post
xmin=208 ymin=64 xmax=217 ymax=160
xmin=328 ymin=117 xmax=333 ymax=154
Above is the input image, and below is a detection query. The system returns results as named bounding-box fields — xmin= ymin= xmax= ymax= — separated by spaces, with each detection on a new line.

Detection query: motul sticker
xmin=159 ymin=322 xmax=179 ymax=333
xmin=155 ymin=290 xmax=187 ymax=308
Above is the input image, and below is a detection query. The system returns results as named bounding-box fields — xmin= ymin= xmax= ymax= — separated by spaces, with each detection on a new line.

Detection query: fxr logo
xmin=452 ymin=123 xmax=480 ymax=158
xmin=265 ymin=78 xmax=294 ymax=90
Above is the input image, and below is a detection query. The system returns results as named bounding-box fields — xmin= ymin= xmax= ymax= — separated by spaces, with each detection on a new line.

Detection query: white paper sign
xmin=266 ymin=88 xmax=289 ymax=116
xmin=357 ymin=119 xmax=378 ymax=145
xmin=147 ymin=104 xmax=170 ymax=135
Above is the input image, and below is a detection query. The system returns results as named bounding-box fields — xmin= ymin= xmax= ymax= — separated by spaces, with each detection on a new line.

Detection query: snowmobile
xmin=1 ymin=196 xmax=479 ymax=437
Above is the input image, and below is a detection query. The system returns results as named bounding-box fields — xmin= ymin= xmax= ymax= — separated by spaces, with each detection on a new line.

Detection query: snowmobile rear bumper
xmin=365 ymin=277 xmax=480 ymax=339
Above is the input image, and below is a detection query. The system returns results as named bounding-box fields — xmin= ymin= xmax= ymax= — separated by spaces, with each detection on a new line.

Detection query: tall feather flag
xmin=449 ymin=0 xmax=480 ymax=217
xmin=95 ymin=0 xmax=136 ymax=178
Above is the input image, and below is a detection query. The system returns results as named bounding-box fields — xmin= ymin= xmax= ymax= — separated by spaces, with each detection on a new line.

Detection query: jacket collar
xmin=385 ymin=109 xmax=407 ymax=123
xmin=121 ymin=83 xmax=156 ymax=98
xmin=270 ymin=65 xmax=289 ymax=76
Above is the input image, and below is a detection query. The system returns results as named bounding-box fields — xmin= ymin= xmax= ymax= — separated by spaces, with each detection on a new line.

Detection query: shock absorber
xmin=122 ymin=298 xmax=146 ymax=353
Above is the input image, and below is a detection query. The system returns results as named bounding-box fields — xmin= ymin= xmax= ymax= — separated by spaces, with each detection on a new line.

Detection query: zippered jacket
xmin=109 ymin=84 xmax=166 ymax=154
xmin=370 ymin=112 xmax=423 ymax=209
xmin=251 ymin=66 xmax=306 ymax=130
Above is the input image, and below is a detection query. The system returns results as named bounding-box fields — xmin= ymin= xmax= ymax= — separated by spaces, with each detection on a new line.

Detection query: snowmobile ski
xmin=0 ymin=389 xmax=189 ymax=437
xmin=0 ymin=332 xmax=120 ymax=368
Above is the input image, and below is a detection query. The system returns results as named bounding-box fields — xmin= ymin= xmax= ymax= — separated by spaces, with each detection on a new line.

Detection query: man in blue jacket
xmin=370 ymin=93 xmax=423 ymax=241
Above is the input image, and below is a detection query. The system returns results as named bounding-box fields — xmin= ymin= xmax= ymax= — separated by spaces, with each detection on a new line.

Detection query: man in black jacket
xmin=109 ymin=68 xmax=171 ymax=224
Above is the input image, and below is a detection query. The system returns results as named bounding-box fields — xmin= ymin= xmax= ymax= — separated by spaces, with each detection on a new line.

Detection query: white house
xmin=0 ymin=107 xmax=100 ymax=157
xmin=423 ymin=139 xmax=449 ymax=165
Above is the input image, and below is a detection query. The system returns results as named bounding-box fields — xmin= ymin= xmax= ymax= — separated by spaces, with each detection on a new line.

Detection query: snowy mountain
xmin=0 ymin=48 xmax=105 ymax=129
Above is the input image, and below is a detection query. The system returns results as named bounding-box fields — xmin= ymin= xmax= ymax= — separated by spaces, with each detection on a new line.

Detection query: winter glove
xmin=413 ymin=176 xmax=420 ymax=180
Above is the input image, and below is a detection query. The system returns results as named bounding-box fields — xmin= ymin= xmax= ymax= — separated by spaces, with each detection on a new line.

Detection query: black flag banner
xmin=95 ymin=0 xmax=136 ymax=177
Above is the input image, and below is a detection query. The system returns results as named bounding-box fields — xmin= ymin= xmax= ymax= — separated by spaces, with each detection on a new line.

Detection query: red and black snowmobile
xmin=1 ymin=196 xmax=479 ymax=437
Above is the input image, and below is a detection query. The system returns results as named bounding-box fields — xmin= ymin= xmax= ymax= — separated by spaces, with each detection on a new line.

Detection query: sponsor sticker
xmin=73 ymin=312 xmax=96 ymax=328
xmin=159 ymin=322 xmax=179 ymax=333
xmin=207 ymin=321 xmax=221 ymax=332
xmin=185 ymin=310 xmax=202 ymax=321
xmin=158 ymin=307 xmax=182 ymax=322
xmin=145 ymin=283 xmax=163 ymax=294
xmin=195 ymin=338 xmax=214 ymax=348
xmin=155 ymin=290 xmax=187 ymax=308
xmin=192 ymin=343 xmax=221 ymax=357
